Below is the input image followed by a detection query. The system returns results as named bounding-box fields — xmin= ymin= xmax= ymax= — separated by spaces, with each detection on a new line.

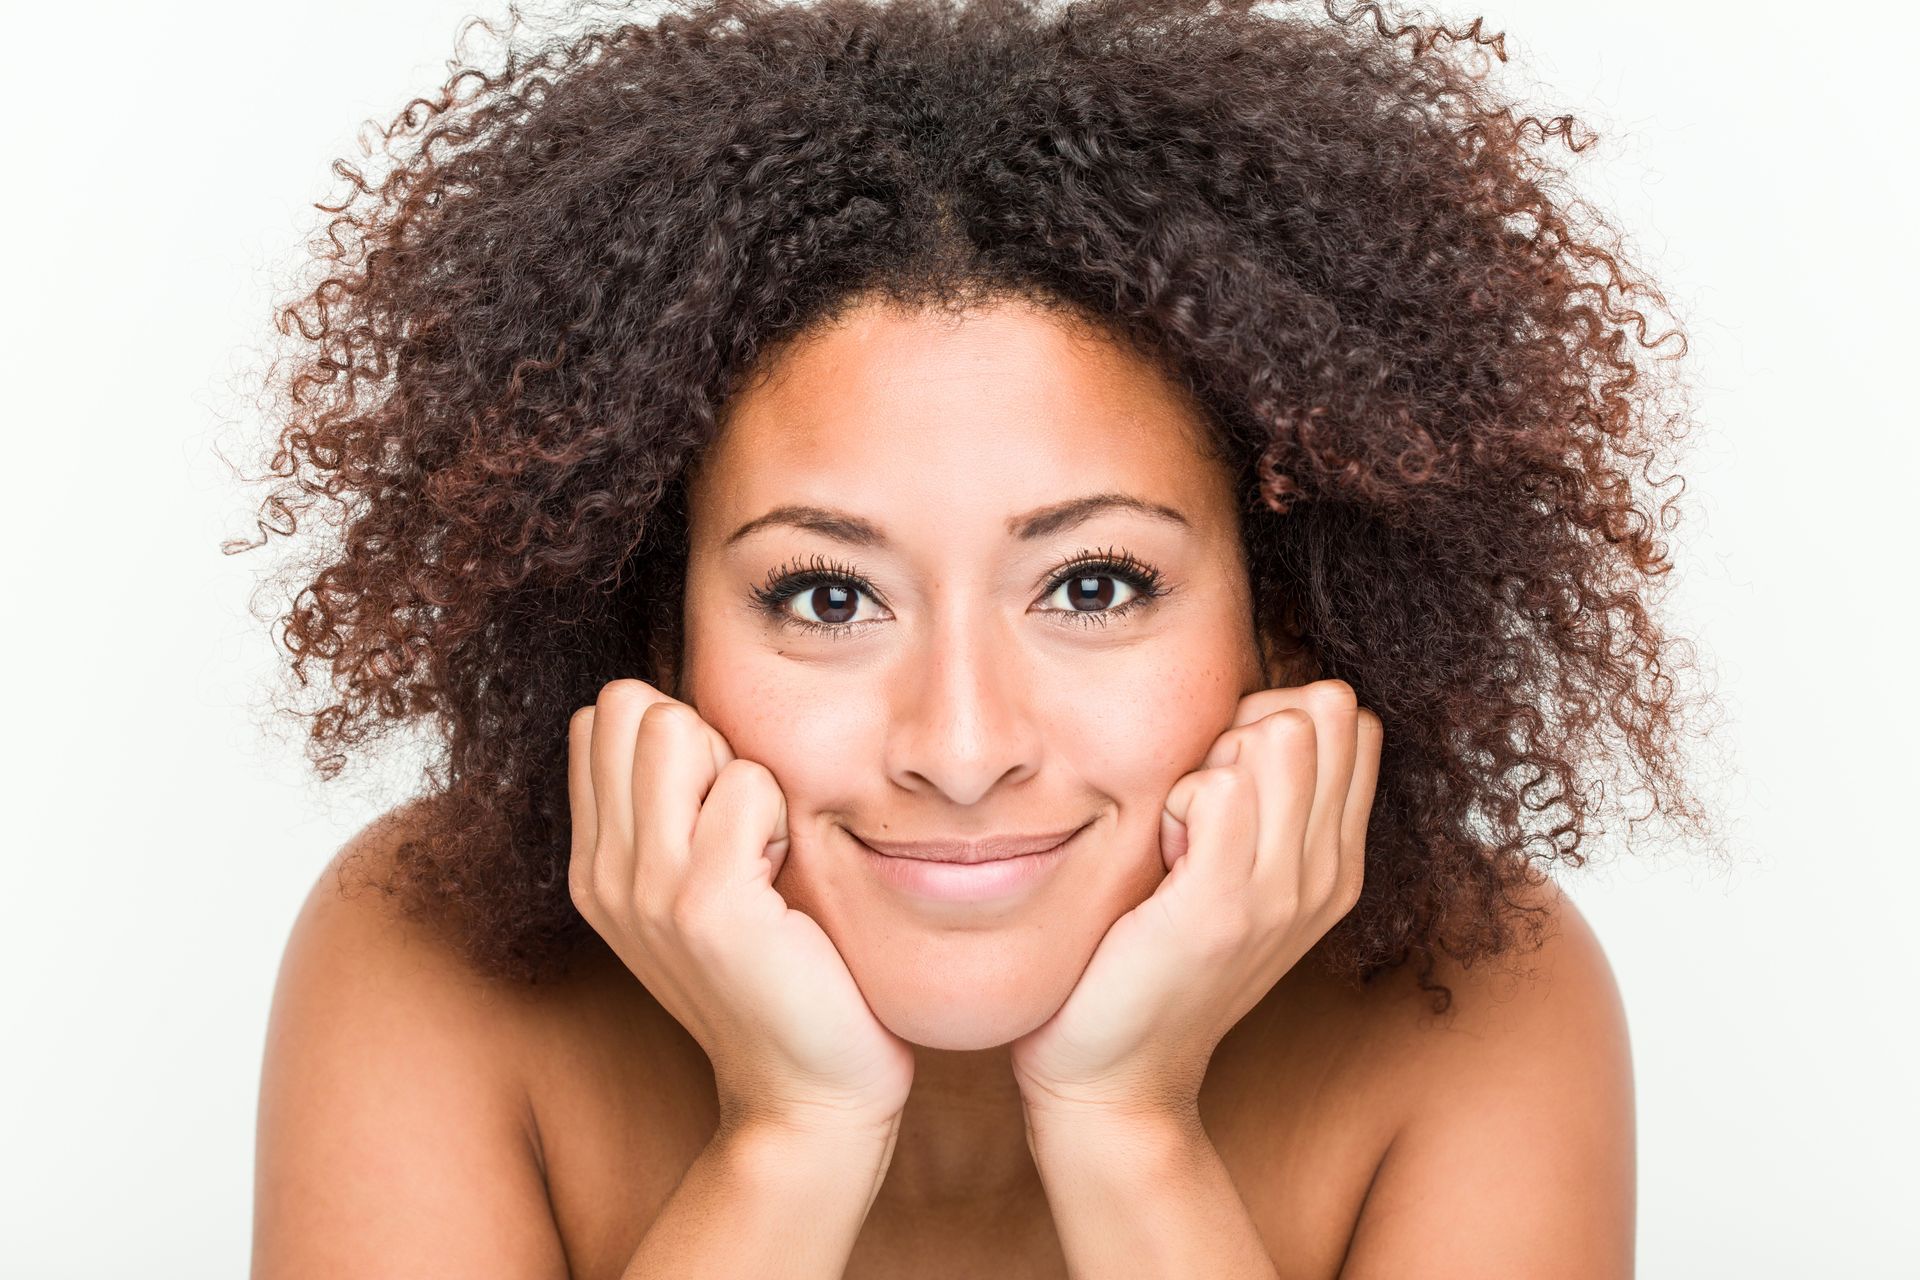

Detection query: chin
xmin=822 ymin=910 xmax=1100 ymax=1050
xmin=862 ymin=968 xmax=1071 ymax=1051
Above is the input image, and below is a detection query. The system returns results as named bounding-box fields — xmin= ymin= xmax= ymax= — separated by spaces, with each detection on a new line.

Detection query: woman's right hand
xmin=567 ymin=679 xmax=916 ymax=1138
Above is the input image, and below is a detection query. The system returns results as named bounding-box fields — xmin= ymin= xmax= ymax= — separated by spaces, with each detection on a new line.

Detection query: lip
xmin=852 ymin=824 xmax=1091 ymax=864
xmin=849 ymin=821 xmax=1088 ymax=905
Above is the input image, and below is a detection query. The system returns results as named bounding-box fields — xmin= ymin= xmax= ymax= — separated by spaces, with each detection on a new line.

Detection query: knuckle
xmin=1311 ymin=678 xmax=1359 ymax=712
xmin=730 ymin=758 xmax=782 ymax=804
xmin=636 ymin=698 xmax=692 ymax=737
xmin=1238 ymin=688 xmax=1291 ymax=719
xmin=1262 ymin=707 xmax=1318 ymax=752
xmin=718 ymin=756 xmax=769 ymax=787
xmin=704 ymin=758 xmax=750 ymax=805
xmin=1271 ymin=706 xmax=1316 ymax=736
xmin=597 ymin=677 xmax=649 ymax=706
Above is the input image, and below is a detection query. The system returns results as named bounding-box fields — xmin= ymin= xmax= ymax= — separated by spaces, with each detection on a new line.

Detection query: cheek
xmin=1040 ymin=635 xmax=1250 ymax=790
xmin=684 ymin=649 xmax=878 ymax=789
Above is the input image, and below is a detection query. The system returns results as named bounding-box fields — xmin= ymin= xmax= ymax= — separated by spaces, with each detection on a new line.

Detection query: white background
xmin=4 ymin=0 xmax=1914 ymax=1274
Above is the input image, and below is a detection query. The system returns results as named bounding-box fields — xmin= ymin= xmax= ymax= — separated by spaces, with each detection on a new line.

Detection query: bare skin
xmin=253 ymin=296 xmax=1635 ymax=1279
xmin=257 ymin=810 xmax=1626 ymax=1279
xmin=522 ymin=919 xmax=1402 ymax=1279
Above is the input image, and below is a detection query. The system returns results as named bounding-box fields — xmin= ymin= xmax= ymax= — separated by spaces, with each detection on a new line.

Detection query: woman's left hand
xmin=1008 ymin=678 xmax=1384 ymax=1123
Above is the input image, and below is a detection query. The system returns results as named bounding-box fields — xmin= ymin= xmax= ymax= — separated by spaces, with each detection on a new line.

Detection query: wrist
xmin=1022 ymin=1097 xmax=1206 ymax=1166
xmin=716 ymin=1111 xmax=900 ymax=1206
xmin=717 ymin=1087 xmax=905 ymax=1144
xmin=721 ymin=1105 xmax=898 ymax=1151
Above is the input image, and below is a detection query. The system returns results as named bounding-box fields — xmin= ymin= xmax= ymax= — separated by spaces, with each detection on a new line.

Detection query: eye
xmin=1035 ymin=547 xmax=1168 ymax=629
xmin=750 ymin=554 xmax=886 ymax=637
xmin=749 ymin=545 xmax=1170 ymax=637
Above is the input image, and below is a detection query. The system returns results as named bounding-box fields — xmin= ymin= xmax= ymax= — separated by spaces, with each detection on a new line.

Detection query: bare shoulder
xmin=1339 ymin=876 xmax=1636 ymax=1278
xmin=1367 ymin=874 xmax=1629 ymax=1044
xmin=252 ymin=799 xmax=572 ymax=1279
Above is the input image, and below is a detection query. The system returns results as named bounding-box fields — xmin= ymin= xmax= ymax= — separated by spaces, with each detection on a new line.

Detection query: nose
xmin=883 ymin=607 xmax=1042 ymax=806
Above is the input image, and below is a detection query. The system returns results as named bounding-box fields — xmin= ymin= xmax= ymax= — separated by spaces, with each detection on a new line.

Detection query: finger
xmin=1190 ymin=710 xmax=1297 ymax=901
xmin=632 ymin=699 xmax=721 ymax=908
xmin=1229 ymin=684 xmax=1301 ymax=729
xmin=1293 ymin=682 xmax=1358 ymax=908
xmin=1161 ymin=764 xmax=1260 ymax=908
xmin=698 ymin=707 xmax=736 ymax=775
xmin=1236 ymin=682 xmax=1358 ymax=900
xmin=684 ymin=757 xmax=790 ymax=913
xmin=1198 ymin=713 xmax=1312 ymax=899
xmin=567 ymin=706 xmax=598 ymax=862
xmin=1336 ymin=708 xmax=1384 ymax=907
xmin=1257 ymin=709 xmax=1319 ymax=897
xmin=589 ymin=679 xmax=671 ymax=895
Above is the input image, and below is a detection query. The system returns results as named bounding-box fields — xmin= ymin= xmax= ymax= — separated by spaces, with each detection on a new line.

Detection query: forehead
xmin=690 ymin=298 xmax=1230 ymax=541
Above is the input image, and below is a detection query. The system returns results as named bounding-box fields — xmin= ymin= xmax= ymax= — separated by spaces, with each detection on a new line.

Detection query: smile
xmin=846 ymin=821 xmax=1089 ymax=905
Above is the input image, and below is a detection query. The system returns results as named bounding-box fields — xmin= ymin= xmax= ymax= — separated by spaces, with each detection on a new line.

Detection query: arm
xmin=1025 ymin=1106 xmax=1280 ymax=1280
xmin=617 ymin=1114 xmax=899 ymax=1280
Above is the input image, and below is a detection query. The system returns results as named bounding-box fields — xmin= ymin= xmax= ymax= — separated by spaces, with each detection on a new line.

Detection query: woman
xmin=247 ymin=0 xmax=1712 ymax=1274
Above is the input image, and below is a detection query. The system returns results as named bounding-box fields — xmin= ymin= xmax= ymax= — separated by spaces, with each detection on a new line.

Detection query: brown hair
xmin=232 ymin=0 xmax=1724 ymax=1010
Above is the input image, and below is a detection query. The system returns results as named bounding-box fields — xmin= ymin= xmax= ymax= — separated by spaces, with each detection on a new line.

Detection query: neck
xmin=872 ymin=1044 xmax=1041 ymax=1212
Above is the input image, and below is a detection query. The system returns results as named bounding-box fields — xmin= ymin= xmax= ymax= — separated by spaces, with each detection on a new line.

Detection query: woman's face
xmin=678 ymin=295 xmax=1273 ymax=1050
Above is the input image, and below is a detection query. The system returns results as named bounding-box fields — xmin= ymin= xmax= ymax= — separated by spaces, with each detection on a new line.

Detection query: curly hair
xmin=231 ymin=0 xmax=1723 ymax=1012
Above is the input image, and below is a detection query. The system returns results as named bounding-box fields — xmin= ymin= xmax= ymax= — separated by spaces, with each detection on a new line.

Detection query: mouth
xmin=852 ymin=821 xmax=1092 ymax=864
xmin=846 ymin=820 xmax=1090 ymax=906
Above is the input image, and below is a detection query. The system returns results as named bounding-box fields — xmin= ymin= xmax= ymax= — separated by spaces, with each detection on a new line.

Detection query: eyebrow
xmin=723 ymin=491 xmax=1192 ymax=549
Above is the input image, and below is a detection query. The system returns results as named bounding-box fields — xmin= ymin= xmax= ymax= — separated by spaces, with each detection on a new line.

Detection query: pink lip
xmin=849 ymin=824 xmax=1086 ymax=904
xmin=852 ymin=824 xmax=1090 ymax=864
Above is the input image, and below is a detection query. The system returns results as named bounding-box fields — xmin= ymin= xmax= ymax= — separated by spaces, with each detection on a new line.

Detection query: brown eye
xmin=791 ymin=581 xmax=867 ymax=626
xmin=1033 ymin=548 xmax=1169 ymax=629
xmin=749 ymin=555 xmax=886 ymax=635
xmin=1045 ymin=572 xmax=1135 ymax=613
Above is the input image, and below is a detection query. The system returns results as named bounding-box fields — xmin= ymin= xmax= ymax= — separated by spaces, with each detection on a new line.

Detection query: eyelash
xmin=749 ymin=545 xmax=1170 ymax=638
